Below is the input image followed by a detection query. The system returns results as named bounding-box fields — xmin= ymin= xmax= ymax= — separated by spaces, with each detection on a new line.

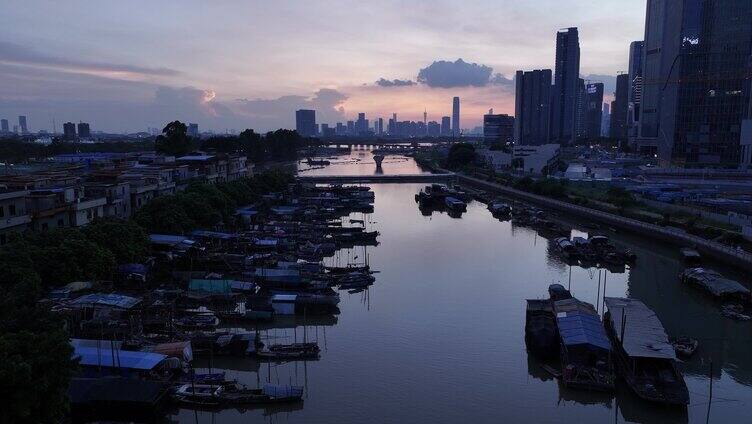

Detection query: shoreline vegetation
xmin=0 ymin=168 xmax=293 ymax=423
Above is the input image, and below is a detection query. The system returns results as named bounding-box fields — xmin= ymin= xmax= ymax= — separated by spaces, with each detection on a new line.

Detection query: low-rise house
xmin=83 ymin=181 xmax=132 ymax=219
xmin=513 ymin=144 xmax=561 ymax=175
xmin=0 ymin=189 xmax=31 ymax=244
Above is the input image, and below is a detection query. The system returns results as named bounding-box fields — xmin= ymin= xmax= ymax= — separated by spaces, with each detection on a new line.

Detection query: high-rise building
xmin=639 ymin=0 xmax=752 ymax=166
xmin=452 ymin=97 xmax=460 ymax=137
xmin=63 ymin=122 xmax=76 ymax=141
xmin=346 ymin=120 xmax=355 ymax=136
xmin=336 ymin=122 xmax=346 ymax=136
xmin=575 ymin=78 xmax=587 ymax=140
xmin=295 ymin=109 xmax=317 ymax=137
xmin=187 ymin=123 xmax=198 ymax=137
xmin=627 ymin=41 xmax=644 ymax=145
xmin=440 ymin=116 xmax=451 ymax=136
xmin=77 ymin=122 xmax=91 ymax=139
xmin=377 ymin=118 xmax=384 ymax=136
xmin=609 ymin=74 xmax=630 ymax=140
xmin=601 ymin=103 xmax=611 ymax=137
xmin=550 ymin=27 xmax=580 ymax=144
xmin=0 ymin=119 xmax=8 ymax=133
xmin=585 ymin=83 xmax=604 ymax=140
xmin=514 ymin=69 xmax=552 ymax=145
xmin=18 ymin=115 xmax=28 ymax=134
xmin=427 ymin=121 xmax=441 ymax=137
xmin=483 ymin=113 xmax=515 ymax=144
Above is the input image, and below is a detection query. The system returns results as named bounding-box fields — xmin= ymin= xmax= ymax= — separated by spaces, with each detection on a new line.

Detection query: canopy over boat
xmin=681 ymin=268 xmax=750 ymax=299
xmin=554 ymin=299 xmax=610 ymax=351
xmin=603 ymin=297 xmax=676 ymax=360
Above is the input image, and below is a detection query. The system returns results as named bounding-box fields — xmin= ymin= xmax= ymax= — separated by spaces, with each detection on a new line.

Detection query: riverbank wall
xmin=457 ymin=174 xmax=752 ymax=270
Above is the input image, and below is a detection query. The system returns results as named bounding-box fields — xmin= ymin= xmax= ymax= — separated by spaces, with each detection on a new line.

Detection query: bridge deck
xmin=296 ymin=173 xmax=456 ymax=183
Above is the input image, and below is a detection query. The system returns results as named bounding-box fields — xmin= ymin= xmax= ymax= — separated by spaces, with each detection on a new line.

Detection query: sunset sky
xmin=1 ymin=1 xmax=644 ymax=133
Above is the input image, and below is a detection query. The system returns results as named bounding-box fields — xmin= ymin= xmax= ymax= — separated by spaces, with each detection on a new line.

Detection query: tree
xmin=155 ymin=121 xmax=195 ymax=156
xmin=445 ymin=142 xmax=476 ymax=170
xmin=83 ymin=218 xmax=150 ymax=263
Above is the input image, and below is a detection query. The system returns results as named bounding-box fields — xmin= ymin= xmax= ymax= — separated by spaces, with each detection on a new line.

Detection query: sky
xmin=0 ymin=0 xmax=645 ymax=134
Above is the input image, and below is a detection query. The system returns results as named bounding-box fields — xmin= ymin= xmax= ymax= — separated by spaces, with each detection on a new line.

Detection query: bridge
xmin=296 ymin=173 xmax=456 ymax=184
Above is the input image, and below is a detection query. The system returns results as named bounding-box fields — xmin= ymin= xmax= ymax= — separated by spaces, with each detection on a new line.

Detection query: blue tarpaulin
xmin=556 ymin=311 xmax=611 ymax=351
xmin=70 ymin=293 xmax=141 ymax=310
xmin=73 ymin=345 xmax=166 ymax=370
xmin=188 ymin=279 xmax=233 ymax=294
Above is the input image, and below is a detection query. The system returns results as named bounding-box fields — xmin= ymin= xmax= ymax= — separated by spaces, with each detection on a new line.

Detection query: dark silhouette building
xmin=627 ymin=41 xmax=644 ymax=145
xmin=610 ymin=74 xmax=630 ymax=140
xmin=0 ymin=119 xmax=8 ymax=133
xmin=638 ymin=0 xmax=752 ymax=166
xmin=483 ymin=113 xmax=515 ymax=144
xmin=77 ymin=122 xmax=91 ymax=139
xmin=295 ymin=109 xmax=317 ymax=137
xmin=452 ymin=97 xmax=460 ymax=137
xmin=63 ymin=122 xmax=76 ymax=141
xmin=18 ymin=115 xmax=27 ymax=134
xmin=441 ymin=116 xmax=451 ymax=136
xmin=187 ymin=123 xmax=198 ymax=137
xmin=585 ymin=83 xmax=604 ymax=140
xmin=550 ymin=27 xmax=580 ymax=144
xmin=514 ymin=69 xmax=552 ymax=145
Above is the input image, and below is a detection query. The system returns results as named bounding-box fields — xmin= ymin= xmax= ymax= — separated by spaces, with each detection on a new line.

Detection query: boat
xmin=680 ymin=267 xmax=750 ymax=303
xmin=671 ymin=337 xmax=698 ymax=359
xmin=305 ymin=158 xmax=331 ymax=166
xmin=326 ymin=264 xmax=371 ymax=275
xmin=173 ymin=384 xmax=224 ymax=407
xmin=250 ymin=342 xmax=320 ymax=360
xmin=525 ymin=299 xmax=558 ymax=358
xmin=444 ymin=196 xmax=467 ymax=212
xmin=603 ymin=297 xmax=689 ymax=405
xmin=488 ymin=201 xmax=511 ymax=216
xmin=548 ymin=283 xmax=572 ymax=301
xmin=222 ymin=384 xmax=303 ymax=404
xmin=679 ymin=248 xmax=701 ymax=266
xmin=553 ymin=298 xmax=615 ymax=392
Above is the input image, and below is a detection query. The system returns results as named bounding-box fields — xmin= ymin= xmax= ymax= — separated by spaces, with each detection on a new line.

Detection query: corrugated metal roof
xmin=604 ymin=297 xmax=676 ymax=360
xmin=188 ymin=279 xmax=232 ymax=294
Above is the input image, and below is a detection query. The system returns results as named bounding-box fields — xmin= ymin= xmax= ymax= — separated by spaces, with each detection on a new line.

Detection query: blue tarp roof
xmin=73 ymin=345 xmax=166 ymax=370
xmin=70 ymin=293 xmax=141 ymax=309
xmin=149 ymin=234 xmax=195 ymax=246
xmin=191 ymin=230 xmax=236 ymax=240
xmin=188 ymin=279 xmax=233 ymax=294
xmin=118 ymin=263 xmax=148 ymax=274
xmin=556 ymin=311 xmax=611 ymax=351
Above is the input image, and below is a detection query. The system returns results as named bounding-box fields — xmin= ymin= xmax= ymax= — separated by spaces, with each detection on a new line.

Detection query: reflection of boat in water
xmin=525 ymin=299 xmax=558 ymax=358
xmin=373 ymin=154 xmax=384 ymax=168
xmin=603 ymin=297 xmax=689 ymax=406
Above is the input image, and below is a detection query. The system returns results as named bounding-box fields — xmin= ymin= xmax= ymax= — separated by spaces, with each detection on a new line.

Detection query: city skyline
xmin=0 ymin=1 xmax=643 ymax=133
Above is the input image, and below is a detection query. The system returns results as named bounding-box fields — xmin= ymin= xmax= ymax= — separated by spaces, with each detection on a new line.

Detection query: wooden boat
xmin=672 ymin=337 xmax=698 ymax=359
xmin=488 ymin=201 xmax=511 ymax=216
xmin=444 ymin=196 xmax=467 ymax=212
xmin=680 ymin=267 xmax=750 ymax=303
xmin=679 ymin=248 xmax=701 ymax=266
xmin=603 ymin=298 xmax=689 ymax=405
xmin=173 ymin=384 xmax=224 ymax=406
xmin=222 ymin=384 xmax=303 ymax=404
xmin=525 ymin=299 xmax=558 ymax=358
xmin=553 ymin=298 xmax=615 ymax=392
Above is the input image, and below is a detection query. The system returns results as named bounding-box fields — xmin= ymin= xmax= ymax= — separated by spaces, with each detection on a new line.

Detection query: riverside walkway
xmin=297 ymin=173 xmax=456 ymax=184
xmin=458 ymin=174 xmax=752 ymax=270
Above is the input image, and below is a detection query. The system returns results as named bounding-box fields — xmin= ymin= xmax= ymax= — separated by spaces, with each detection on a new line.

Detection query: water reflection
xmin=173 ymin=155 xmax=752 ymax=423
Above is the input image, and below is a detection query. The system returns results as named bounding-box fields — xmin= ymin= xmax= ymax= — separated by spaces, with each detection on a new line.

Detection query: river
xmin=174 ymin=150 xmax=752 ymax=424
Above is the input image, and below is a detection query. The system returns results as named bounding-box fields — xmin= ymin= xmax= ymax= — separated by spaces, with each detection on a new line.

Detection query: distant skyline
xmin=0 ymin=1 xmax=643 ymax=133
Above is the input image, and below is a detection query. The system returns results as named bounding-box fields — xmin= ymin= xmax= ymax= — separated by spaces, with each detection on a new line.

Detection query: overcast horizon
xmin=1 ymin=1 xmax=644 ymax=134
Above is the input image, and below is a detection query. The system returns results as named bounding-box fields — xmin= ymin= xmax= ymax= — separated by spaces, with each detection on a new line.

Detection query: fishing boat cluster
xmin=43 ymin=182 xmax=381 ymax=421
xmin=526 ymin=284 xmax=691 ymax=406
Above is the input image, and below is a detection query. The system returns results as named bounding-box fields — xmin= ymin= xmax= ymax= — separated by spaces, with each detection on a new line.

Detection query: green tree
xmin=82 ymin=218 xmax=150 ymax=263
xmin=155 ymin=121 xmax=195 ymax=156
xmin=445 ymin=143 xmax=476 ymax=170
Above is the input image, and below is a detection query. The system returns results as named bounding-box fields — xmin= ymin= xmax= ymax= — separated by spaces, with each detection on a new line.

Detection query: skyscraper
xmin=77 ymin=122 xmax=91 ymax=139
xmin=639 ymin=0 xmax=752 ymax=166
xmin=483 ymin=114 xmax=515 ymax=144
xmin=575 ymin=78 xmax=587 ymax=140
xmin=0 ymin=119 xmax=8 ymax=133
xmin=18 ymin=115 xmax=28 ymax=134
xmin=452 ymin=97 xmax=460 ymax=137
xmin=441 ymin=116 xmax=451 ymax=136
xmin=550 ymin=27 xmax=580 ymax=144
xmin=63 ymin=122 xmax=76 ymax=141
xmin=187 ymin=123 xmax=198 ymax=137
xmin=514 ymin=69 xmax=552 ymax=145
xmin=377 ymin=118 xmax=384 ymax=136
xmin=295 ymin=109 xmax=316 ymax=137
xmin=610 ymin=74 xmax=629 ymax=140
xmin=585 ymin=83 xmax=604 ymax=140
xmin=627 ymin=41 xmax=644 ymax=145
xmin=601 ymin=103 xmax=611 ymax=137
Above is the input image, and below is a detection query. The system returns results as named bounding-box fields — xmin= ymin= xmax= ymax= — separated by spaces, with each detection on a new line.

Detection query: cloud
xmin=417 ymin=59 xmax=493 ymax=88
xmin=236 ymin=88 xmax=348 ymax=129
xmin=0 ymin=41 xmax=179 ymax=80
xmin=490 ymin=73 xmax=514 ymax=87
xmin=375 ymin=78 xmax=416 ymax=87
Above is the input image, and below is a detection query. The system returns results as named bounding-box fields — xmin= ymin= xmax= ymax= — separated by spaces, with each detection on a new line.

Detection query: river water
xmin=174 ymin=151 xmax=752 ymax=424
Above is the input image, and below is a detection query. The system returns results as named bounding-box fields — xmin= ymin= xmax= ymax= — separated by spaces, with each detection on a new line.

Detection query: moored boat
xmin=603 ymin=297 xmax=689 ymax=405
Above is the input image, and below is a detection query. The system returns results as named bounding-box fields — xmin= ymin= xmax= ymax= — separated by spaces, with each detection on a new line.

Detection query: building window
xmin=8 ymin=204 xmax=15 ymax=216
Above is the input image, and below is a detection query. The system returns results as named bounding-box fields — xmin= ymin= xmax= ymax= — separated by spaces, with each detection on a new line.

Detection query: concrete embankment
xmin=457 ymin=174 xmax=752 ymax=271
